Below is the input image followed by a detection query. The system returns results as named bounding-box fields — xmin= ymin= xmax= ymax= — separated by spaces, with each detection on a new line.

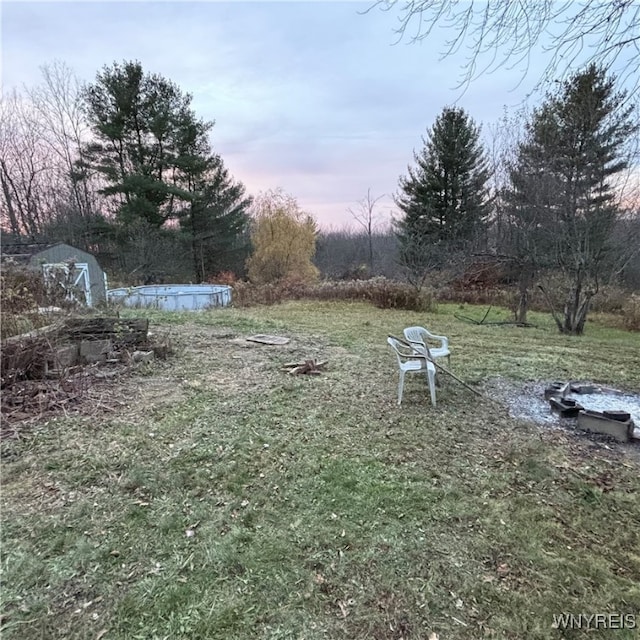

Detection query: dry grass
xmin=231 ymin=277 xmax=436 ymax=312
xmin=1 ymin=301 xmax=639 ymax=639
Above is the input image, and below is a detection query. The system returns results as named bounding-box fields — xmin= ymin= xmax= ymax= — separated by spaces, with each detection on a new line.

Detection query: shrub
xmin=0 ymin=261 xmax=45 ymax=314
xmin=588 ymin=286 xmax=630 ymax=313
xmin=230 ymin=277 xmax=437 ymax=312
xmin=209 ymin=271 xmax=238 ymax=286
xmin=365 ymin=278 xmax=436 ymax=311
xmin=1 ymin=261 xmax=52 ymax=339
xmin=622 ymin=294 xmax=640 ymax=331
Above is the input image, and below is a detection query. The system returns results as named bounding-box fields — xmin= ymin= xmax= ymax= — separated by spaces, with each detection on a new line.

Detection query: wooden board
xmin=246 ymin=335 xmax=290 ymax=345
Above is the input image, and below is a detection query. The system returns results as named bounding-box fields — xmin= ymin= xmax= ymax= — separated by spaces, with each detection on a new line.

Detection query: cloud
xmin=4 ymin=1 xmax=633 ymax=229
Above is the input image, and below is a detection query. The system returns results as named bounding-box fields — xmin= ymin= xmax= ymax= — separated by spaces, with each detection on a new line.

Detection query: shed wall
xmin=29 ymin=243 xmax=106 ymax=304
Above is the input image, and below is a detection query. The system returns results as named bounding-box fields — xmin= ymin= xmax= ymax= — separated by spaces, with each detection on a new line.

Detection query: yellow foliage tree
xmin=246 ymin=189 xmax=320 ymax=284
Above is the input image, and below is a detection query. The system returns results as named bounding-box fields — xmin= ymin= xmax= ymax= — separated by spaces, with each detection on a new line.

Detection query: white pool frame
xmin=107 ymin=284 xmax=232 ymax=311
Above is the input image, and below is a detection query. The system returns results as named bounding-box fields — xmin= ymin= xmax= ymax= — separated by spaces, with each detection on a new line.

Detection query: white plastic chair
xmin=403 ymin=326 xmax=451 ymax=367
xmin=387 ymin=336 xmax=437 ymax=406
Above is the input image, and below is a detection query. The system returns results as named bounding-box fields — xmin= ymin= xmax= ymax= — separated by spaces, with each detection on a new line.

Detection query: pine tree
xmin=395 ymin=106 xmax=491 ymax=280
xmin=178 ymin=153 xmax=251 ymax=282
xmin=504 ymin=64 xmax=636 ymax=334
xmin=81 ymin=61 xmax=251 ymax=280
xmin=82 ymin=61 xmax=209 ymax=227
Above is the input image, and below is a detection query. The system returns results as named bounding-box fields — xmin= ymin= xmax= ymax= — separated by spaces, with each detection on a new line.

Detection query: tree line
xmin=1 ymin=60 xmax=639 ymax=334
xmin=394 ymin=64 xmax=639 ymax=333
xmin=1 ymin=61 xmax=251 ymax=282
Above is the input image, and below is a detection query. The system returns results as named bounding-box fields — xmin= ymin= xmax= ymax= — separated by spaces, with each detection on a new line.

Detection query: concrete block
xmin=570 ymin=383 xmax=599 ymax=394
xmin=80 ymin=339 xmax=112 ymax=363
xmin=577 ymin=410 xmax=633 ymax=442
xmin=549 ymin=397 xmax=583 ymax=417
xmin=45 ymin=343 xmax=79 ymax=376
xmin=55 ymin=344 xmax=79 ymax=368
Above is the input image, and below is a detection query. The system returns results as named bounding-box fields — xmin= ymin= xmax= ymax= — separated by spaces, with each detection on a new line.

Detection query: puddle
xmin=484 ymin=378 xmax=640 ymax=440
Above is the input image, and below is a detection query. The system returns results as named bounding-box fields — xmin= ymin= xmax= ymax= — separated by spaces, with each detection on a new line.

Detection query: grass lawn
xmin=2 ymin=301 xmax=639 ymax=639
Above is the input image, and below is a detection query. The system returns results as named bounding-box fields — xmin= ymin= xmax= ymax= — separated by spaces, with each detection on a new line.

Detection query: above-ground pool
xmin=107 ymin=284 xmax=232 ymax=311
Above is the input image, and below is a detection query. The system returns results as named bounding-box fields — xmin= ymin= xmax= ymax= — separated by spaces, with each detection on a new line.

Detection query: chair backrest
xmin=388 ymin=335 xmax=426 ymax=363
xmin=387 ymin=336 xmax=412 ymax=363
xmin=404 ymin=326 xmax=428 ymax=344
xmin=387 ymin=336 xmax=403 ymax=362
xmin=402 ymin=327 xmax=433 ymax=360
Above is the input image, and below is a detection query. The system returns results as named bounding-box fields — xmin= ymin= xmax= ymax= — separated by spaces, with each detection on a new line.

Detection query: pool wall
xmin=107 ymin=284 xmax=232 ymax=311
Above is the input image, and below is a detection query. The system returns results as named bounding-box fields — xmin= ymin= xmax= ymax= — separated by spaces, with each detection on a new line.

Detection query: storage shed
xmin=2 ymin=242 xmax=107 ymax=306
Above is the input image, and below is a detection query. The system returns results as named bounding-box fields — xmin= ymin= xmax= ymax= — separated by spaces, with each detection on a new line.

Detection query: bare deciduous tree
xmin=28 ymin=61 xmax=98 ymax=224
xmin=347 ymin=189 xmax=385 ymax=274
xmin=373 ymin=1 xmax=640 ymax=94
xmin=0 ymin=91 xmax=54 ymax=237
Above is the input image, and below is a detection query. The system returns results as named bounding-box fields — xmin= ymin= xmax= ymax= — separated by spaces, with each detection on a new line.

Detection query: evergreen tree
xmin=82 ymin=61 xmax=209 ymax=227
xmin=81 ymin=60 xmax=251 ymax=280
xmin=177 ymin=153 xmax=251 ymax=282
xmin=504 ymin=64 xmax=636 ymax=334
xmin=395 ymin=106 xmax=491 ymax=280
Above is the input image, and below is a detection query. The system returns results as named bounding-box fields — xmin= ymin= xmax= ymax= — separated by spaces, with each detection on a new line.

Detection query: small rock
xmin=132 ymin=350 xmax=154 ymax=364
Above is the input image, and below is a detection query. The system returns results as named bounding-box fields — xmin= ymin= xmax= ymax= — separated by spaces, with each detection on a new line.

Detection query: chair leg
xmin=428 ymin=369 xmax=437 ymax=406
xmin=398 ymin=371 xmax=405 ymax=405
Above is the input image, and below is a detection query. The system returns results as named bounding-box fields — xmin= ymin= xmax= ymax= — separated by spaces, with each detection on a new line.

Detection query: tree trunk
xmin=515 ymin=263 xmax=534 ymax=324
xmin=562 ymin=287 xmax=593 ymax=335
xmin=190 ymin=202 xmax=202 ymax=282
xmin=0 ymin=166 xmax=20 ymax=235
xmin=561 ymin=271 xmax=594 ymax=335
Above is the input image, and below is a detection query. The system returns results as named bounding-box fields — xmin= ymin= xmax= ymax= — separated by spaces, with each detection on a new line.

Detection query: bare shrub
xmin=230 ymin=277 xmax=437 ymax=312
xmin=1 ymin=261 xmax=46 ymax=313
xmin=622 ymin=294 xmax=640 ymax=331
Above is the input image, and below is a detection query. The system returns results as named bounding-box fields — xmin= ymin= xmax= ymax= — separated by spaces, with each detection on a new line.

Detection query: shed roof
xmin=2 ymin=242 xmax=93 ymax=260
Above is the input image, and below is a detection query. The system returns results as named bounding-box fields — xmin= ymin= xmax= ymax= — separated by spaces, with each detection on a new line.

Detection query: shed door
xmin=42 ymin=262 xmax=92 ymax=306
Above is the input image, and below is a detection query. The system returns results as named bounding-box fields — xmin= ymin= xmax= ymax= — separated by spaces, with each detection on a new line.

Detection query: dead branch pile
xmin=454 ymin=305 xmax=536 ymax=328
xmin=282 ymin=359 xmax=328 ymax=375
xmin=0 ymin=371 xmax=130 ymax=437
xmin=1 ymin=376 xmax=91 ymax=429
xmin=1 ymin=317 xmax=150 ymax=387
xmin=451 ymin=259 xmax=509 ymax=291
xmin=0 ymin=316 xmax=161 ymax=431
xmin=64 ymin=317 xmax=149 ymax=345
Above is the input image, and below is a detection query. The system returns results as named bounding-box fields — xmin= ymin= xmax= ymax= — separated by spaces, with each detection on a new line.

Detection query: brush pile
xmin=1 ymin=316 xmax=171 ymax=431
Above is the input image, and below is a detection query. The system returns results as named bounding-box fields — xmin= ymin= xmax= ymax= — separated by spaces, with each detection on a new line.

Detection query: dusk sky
xmin=2 ymin=1 xmax=636 ymax=228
